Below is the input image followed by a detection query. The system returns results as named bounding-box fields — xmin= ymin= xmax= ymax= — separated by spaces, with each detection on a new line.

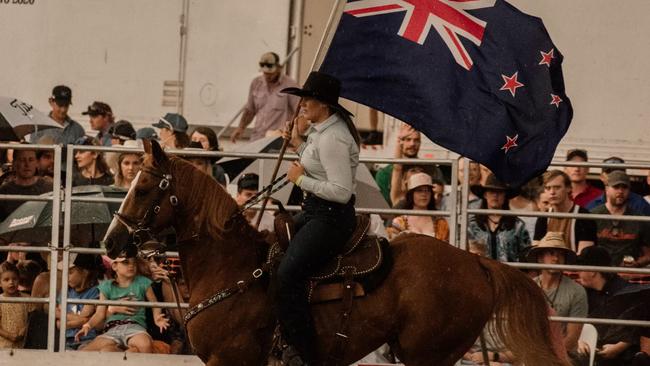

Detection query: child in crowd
xmin=76 ymin=249 xmax=169 ymax=353
xmin=0 ymin=261 xmax=35 ymax=349
xmin=57 ymin=253 xmax=102 ymax=350
xmin=17 ymin=260 xmax=42 ymax=295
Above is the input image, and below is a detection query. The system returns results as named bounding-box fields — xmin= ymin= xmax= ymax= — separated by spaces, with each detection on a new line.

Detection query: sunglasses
xmin=259 ymin=62 xmax=276 ymax=68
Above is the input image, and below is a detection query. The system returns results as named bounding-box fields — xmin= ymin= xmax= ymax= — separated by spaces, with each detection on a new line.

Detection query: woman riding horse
xmin=279 ymin=71 xmax=361 ymax=365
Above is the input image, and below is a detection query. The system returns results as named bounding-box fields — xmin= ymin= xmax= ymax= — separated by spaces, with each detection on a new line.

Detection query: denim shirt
xmin=467 ymin=217 xmax=531 ymax=262
xmin=296 ymin=114 xmax=359 ymax=204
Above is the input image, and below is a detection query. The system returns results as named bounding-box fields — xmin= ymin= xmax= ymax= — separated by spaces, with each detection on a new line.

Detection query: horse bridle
xmin=113 ymin=166 xmax=179 ymax=249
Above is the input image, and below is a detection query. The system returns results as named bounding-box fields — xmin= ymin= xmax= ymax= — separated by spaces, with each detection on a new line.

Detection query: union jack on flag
xmin=320 ymin=0 xmax=573 ymax=186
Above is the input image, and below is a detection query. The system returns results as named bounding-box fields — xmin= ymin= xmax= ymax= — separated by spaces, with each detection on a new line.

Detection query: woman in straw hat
xmin=278 ymin=71 xmax=360 ymax=365
xmin=388 ymin=172 xmax=449 ymax=241
xmin=527 ymin=232 xmax=587 ymax=358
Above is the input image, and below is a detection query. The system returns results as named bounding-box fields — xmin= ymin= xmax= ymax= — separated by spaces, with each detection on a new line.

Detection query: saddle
xmin=273 ymin=213 xmax=393 ymax=304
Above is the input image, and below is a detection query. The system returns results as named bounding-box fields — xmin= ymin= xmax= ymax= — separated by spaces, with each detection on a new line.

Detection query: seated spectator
xmin=190 ymin=126 xmax=220 ymax=153
xmin=374 ymin=122 xmax=443 ymax=207
xmin=234 ymin=173 xmax=274 ymax=233
xmin=35 ymin=136 xmax=56 ymax=181
xmin=142 ymin=257 xmax=189 ymax=355
xmin=467 ymin=174 xmax=531 ymax=262
xmin=152 ymin=113 xmax=190 ymax=149
xmin=536 ymin=188 xmax=552 ymax=212
xmin=479 ymin=164 xmax=492 ymax=186
xmin=509 ymin=176 xmax=542 ymax=239
xmin=526 ymin=232 xmax=588 ymax=357
xmin=56 ymin=253 xmax=102 ymax=350
xmin=0 ymin=147 xmax=53 ymax=221
xmin=576 ymin=246 xmax=646 ymax=366
xmin=586 ymin=157 xmax=650 ymax=215
xmin=29 ymin=85 xmax=85 ymax=146
xmin=459 ymin=158 xmax=483 ymax=208
xmin=82 ymin=101 xmax=114 ymax=147
xmin=105 ymin=120 xmax=137 ymax=174
xmin=179 ymin=141 xmax=215 ymax=177
xmin=387 ymin=172 xmax=449 ymax=241
xmin=534 ymin=170 xmax=596 ymax=254
xmin=590 ymin=171 xmax=650 ymax=267
xmin=188 ymin=129 xmax=227 ymax=186
xmin=135 ymin=127 xmax=158 ymax=141
xmin=108 ymin=120 xmax=136 ymax=146
xmin=564 ymin=149 xmax=602 ymax=207
xmin=16 ymin=260 xmax=42 ymax=295
xmin=0 ymin=261 xmax=36 ymax=349
xmin=72 ymin=136 xmax=114 ymax=187
xmin=112 ymin=140 xmax=142 ymax=189
xmin=76 ymin=249 xmax=169 ymax=352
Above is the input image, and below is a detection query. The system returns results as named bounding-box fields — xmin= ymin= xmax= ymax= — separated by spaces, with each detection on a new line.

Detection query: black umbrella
xmin=0 ymin=185 xmax=126 ymax=246
xmin=0 ymin=97 xmax=61 ymax=141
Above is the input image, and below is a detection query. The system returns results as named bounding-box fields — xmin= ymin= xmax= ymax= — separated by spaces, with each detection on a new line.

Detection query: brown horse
xmin=103 ymin=139 xmax=569 ymax=366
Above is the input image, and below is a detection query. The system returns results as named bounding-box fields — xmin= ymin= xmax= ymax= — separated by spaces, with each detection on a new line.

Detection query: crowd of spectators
xmin=1 ymin=70 xmax=650 ymax=364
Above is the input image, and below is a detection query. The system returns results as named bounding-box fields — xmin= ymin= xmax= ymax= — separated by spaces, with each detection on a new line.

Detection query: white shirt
xmin=296 ymin=114 xmax=359 ymax=204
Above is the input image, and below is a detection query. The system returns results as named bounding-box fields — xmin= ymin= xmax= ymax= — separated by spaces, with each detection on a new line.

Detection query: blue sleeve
xmin=86 ymin=286 xmax=100 ymax=299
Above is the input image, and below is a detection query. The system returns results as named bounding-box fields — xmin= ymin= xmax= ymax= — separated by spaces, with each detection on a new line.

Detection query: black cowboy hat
xmin=471 ymin=173 xmax=519 ymax=199
xmin=280 ymin=71 xmax=354 ymax=117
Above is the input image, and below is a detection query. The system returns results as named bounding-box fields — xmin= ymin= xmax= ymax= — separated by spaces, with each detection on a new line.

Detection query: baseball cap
xmin=607 ymin=170 xmax=630 ymax=187
xmin=407 ymin=172 xmax=433 ymax=191
xmin=237 ymin=173 xmax=259 ymax=191
xmin=152 ymin=113 xmax=188 ymax=133
xmin=82 ymin=101 xmax=113 ymax=116
xmin=56 ymin=253 xmax=102 ymax=271
xmin=603 ymin=156 xmax=625 ymax=174
xmin=108 ymin=120 xmax=136 ymax=141
xmin=259 ymin=52 xmax=280 ymax=73
xmin=51 ymin=85 xmax=72 ymax=106
xmin=576 ymin=246 xmax=612 ymax=267
xmin=136 ymin=127 xmax=158 ymax=140
xmin=566 ymin=149 xmax=588 ymax=161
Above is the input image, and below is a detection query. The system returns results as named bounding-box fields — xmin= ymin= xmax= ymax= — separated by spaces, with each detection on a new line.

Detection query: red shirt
xmin=572 ymin=184 xmax=602 ymax=208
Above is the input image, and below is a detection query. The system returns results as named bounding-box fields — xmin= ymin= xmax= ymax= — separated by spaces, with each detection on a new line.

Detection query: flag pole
xmin=254 ymin=0 xmax=348 ymax=229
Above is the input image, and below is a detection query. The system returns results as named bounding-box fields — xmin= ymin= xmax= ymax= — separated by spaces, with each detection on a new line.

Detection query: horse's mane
xmin=166 ymin=156 xmax=240 ymax=240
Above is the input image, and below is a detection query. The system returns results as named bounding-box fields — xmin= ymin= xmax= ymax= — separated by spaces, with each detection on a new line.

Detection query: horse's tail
xmin=479 ymin=257 xmax=571 ymax=366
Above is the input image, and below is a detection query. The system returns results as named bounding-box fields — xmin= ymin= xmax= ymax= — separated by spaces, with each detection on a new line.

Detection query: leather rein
xmin=112 ymin=165 xmax=284 ymax=326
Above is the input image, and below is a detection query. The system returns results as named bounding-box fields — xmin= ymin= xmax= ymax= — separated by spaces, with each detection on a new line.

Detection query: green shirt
xmin=98 ymin=275 xmax=152 ymax=328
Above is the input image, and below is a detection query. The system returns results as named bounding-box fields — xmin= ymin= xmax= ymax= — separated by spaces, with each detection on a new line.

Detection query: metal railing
xmin=2 ymin=144 xmax=650 ymax=355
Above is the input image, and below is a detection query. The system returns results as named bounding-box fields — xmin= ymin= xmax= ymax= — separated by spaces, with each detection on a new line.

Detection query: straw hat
xmin=526 ymin=232 xmax=576 ymax=264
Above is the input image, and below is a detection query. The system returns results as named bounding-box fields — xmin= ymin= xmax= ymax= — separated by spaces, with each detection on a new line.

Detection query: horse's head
xmin=104 ymin=139 xmax=178 ymax=258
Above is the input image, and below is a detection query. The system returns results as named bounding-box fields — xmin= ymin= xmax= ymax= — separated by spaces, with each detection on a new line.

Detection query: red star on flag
xmin=539 ymin=48 xmax=555 ymax=67
xmin=500 ymin=72 xmax=524 ymax=97
xmin=550 ymin=94 xmax=563 ymax=108
xmin=501 ymin=134 xmax=518 ymax=153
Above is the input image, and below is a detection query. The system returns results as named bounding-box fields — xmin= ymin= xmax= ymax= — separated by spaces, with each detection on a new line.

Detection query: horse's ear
xmin=142 ymin=139 xmax=152 ymax=154
xmin=149 ymin=139 xmax=168 ymax=166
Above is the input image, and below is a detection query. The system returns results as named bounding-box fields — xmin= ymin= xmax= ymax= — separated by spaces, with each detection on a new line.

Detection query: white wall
xmin=0 ymin=0 xmax=290 ymax=128
xmin=502 ymin=0 xmax=650 ymax=143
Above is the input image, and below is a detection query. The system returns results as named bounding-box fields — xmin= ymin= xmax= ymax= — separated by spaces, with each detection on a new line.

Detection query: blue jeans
xmin=276 ymin=194 xmax=356 ymax=362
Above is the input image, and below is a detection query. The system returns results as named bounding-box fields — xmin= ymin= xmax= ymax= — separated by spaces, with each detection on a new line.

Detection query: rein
xmin=115 ymin=163 xmax=285 ymax=327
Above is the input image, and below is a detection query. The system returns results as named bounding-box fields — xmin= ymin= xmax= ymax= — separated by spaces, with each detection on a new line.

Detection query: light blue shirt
xmin=296 ymin=114 xmax=359 ymax=204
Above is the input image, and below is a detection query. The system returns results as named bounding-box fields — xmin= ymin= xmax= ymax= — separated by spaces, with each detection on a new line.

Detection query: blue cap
xmin=136 ymin=127 xmax=158 ymax=140
xmin=152 ymin=113 xmax=188 ymax=133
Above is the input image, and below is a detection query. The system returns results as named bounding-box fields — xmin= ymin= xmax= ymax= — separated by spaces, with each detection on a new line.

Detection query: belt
xmin=303 ymin=193 xmax=356 ymax=209
xmin=104 ymin=319 xmax=139 ymax=331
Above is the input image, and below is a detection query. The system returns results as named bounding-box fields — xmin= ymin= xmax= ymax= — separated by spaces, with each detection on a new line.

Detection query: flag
xmin=320 ymin=0 xmax=572 ymax=186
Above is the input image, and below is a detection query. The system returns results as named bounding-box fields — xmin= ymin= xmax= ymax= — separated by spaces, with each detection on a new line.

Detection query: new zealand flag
xmin=320 ymin=0 xmax=572 ymax=187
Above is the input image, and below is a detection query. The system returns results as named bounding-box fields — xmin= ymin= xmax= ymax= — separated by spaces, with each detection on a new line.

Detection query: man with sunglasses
xmin=230 ymin=52 xmax=299 ymax=143
xmin=30 ymin=85 xmax=85 ymax=145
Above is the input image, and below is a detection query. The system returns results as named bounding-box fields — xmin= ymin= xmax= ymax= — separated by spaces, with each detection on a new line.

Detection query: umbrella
xmin=219 ymin=136 xmax=285 ymax=179
xmin=0 ymin=97 xmax=61 ymax=141
xmin=0 ymin=185 xmax=126 ymax=246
